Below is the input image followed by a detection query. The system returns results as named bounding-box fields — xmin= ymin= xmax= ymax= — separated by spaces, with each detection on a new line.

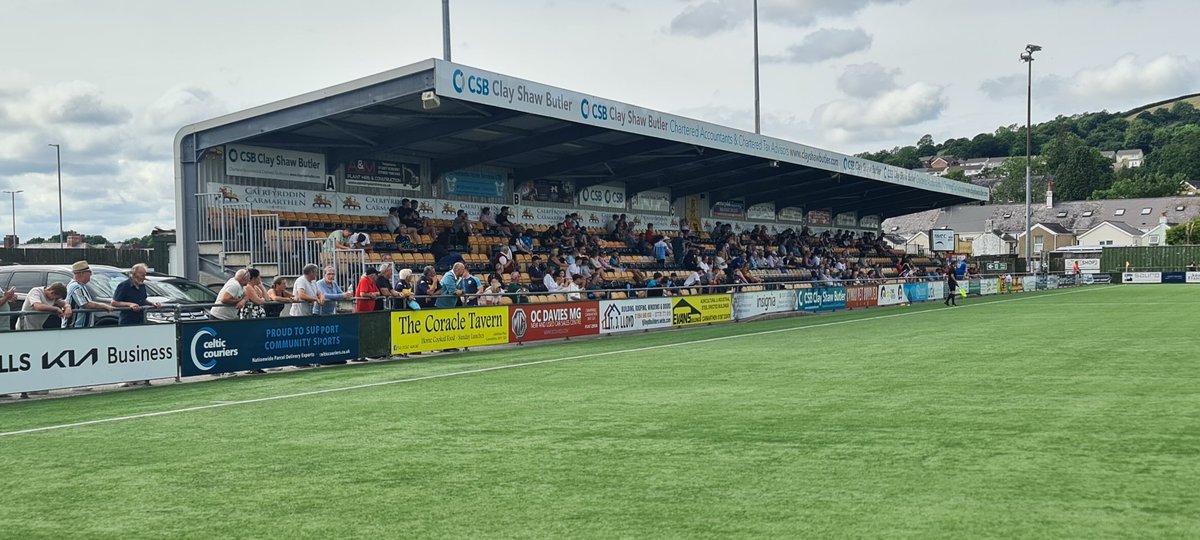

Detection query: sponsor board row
xmin=1124 ymin=271 xmax=1200 ymax=284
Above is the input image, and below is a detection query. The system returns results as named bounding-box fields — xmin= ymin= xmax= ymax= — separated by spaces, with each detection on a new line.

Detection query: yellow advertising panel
xmin=392 ymin=307 xmax=509 ymax=354
xmin=671 ymin=294 xmax=732 ymax=327
xmin=684 ymin=194 xmax=702 ymax=232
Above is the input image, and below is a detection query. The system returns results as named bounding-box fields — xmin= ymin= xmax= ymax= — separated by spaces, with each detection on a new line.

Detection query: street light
xmin=442 ymin=0 xmax=451 ymax=61
xmin=2 ymin=190 xmax=21 ymax=239
xmin=1019 ymin=44 xmax=1041 ymax=270
xmin=753 ymin=0 xmax=761 ymax=134
xmin=48 ymin=143 xmax=64 ymax=248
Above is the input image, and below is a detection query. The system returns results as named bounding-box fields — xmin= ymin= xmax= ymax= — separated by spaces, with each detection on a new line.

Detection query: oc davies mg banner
xmin=798 ymin=287 xmax=847 ymax=312
xmin=181 ymin=316 xmax=360 ymax=377
xmin=392 ymin=307 xmax=508 ymax=355
xmin=509 ymin=302 xmax=600 ymax=343
xmin=598 ymin=297 xmax=673 ymax=333
xmin=902 ymin=282 xmax=929 ymax=303
xmin=845 ymin=285 xmax=879 ymax=309
xmin=671 ymin=295 xmax=733 ymax=326
xmin=0 ymin=325 xmax=177 ymax=394
xmin=732 ymin=290 xmax=797 ymax=319
xmin=877 ymin=284 xmax=908 ymax=306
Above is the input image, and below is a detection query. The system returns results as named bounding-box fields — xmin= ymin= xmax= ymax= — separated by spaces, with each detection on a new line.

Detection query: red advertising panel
xmin=509 ymin=302 xmax=600 ymax=343
xmin=845 ymin=285 xmax=879 ymax=309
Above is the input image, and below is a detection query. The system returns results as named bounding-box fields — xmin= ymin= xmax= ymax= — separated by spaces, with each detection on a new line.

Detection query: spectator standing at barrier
xmin=324 ymin=227 xmax=352 ymax=252
xmin=355 ymin=267 xmax=381 ymax=313
xmin=347 ymin=231 xmax=372 ymax=252
xmin=435 ymin=263 xmax=467 ymax=309
xmin=462 ymin=270 xmax=482 ymax=306
xmin=267 ymin=276 xmax=294 ymax=316
xmin=112 ymin=263 xmax=160 ymax=326
xmin=944 ymin=267 xmax=960 ymax=307
xmin=239 ymin=269 xmax=268 ymax=319
xmin=16 ymin=282 xmax=70 ymax=330
xmin=210 ymin=269 xmax=250 ymax=321
xmin=64 ymin=260 xmax=114 ymax=328
xmin=0 ymin=286 xmax=15 ymax=331
xmin=315 ymin=266 xmax=347 ymax=316
xmin=291 ymin=264 xmax=323 ymax=317
xmin=376 ymin=263 xmax=403 ymax=310
xmin=395 ymin=268 xmax=419 ymax=310
xmin=415 ymin=266 xmax=439 ymax=309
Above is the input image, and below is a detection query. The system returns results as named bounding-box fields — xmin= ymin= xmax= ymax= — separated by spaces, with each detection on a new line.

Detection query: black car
xmin=0 ymin=264 xmax=212 ymax=329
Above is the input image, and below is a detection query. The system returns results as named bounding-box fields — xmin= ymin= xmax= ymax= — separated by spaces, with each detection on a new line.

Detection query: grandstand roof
xmin=176 ymin=59 xmax=986 ymax=220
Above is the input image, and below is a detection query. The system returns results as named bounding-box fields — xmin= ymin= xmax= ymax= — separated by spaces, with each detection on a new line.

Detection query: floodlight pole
xmin=3 ymin=190 xmax=21 ymax=238
xmin=753 ymin=0 xmax=761 ymax=134
xmin=49 ymin=143 xmax=64 ymax=248
xmin=1020 ymin=45 xmax=1040 ymax=271
xmin=442 ymin=0 xmax=452 ymax=61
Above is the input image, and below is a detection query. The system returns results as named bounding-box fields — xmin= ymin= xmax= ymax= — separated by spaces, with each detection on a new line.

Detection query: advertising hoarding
xmin=845 ymin=285 xmax=879 ymax=309
xmin=1122 ymin=272 xmax=1162 ymax=284
xmin=712 ymin=200 xmax=746 ymax=220
xmin=878 ymin=284 xmax=908 ymax=306
xmin=902 ymin=282 xmax=929 ymax=302
xmin=515 ymin=178 xmax=575 ymax=204
xmin=443 ymin=167 xmax=507 ymax=199
xmin=224 ymin=144 xmax=325 ymax=184
xmin=344 ymin=158 xmax=422 ymax=190
xmin=629 ymin=190 xmax=672 ymax=213
xmin=930 ymin=229 xmax=955 ymax=252
xmin=577 ymin=183 xmax=626 ymax=209
xmin=391 ymin=307 xmax=509 ymax=355
xmin=798 ymin=287 xmax=847 ymax=312
xmin=671 ymin=295 xmax=733 ymax=326
xmin=732 ymin=290 xmax=797 ymax=319
xmin=180 ymin=316 xmax=360 ymax=377
xmin=509 ymin=302 xmax=600 ymax=342
xmin=806 ymin=209 xmax=831 ymax=226
xmin=0 ymin=325 xmax=177 ymax=394
xmin=598 ymin=298 xmax=673 ymax=333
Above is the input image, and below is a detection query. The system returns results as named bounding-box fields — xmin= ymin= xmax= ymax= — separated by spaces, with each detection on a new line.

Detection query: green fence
xmin=0 ymin=247 xmax=153 ymax=268
xmin=1101 ymin=245 xmax=1200 ymax=272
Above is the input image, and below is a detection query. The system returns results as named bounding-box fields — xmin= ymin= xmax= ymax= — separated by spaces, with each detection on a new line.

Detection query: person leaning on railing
xmin=315 ymin=266 xmax=347 ymax=315
xmin=112 ymin=263 xmax=161 ymax=326
xmin=291 ymin=264 xmax=324 ymax=317
xmin=64 ymin=260 xmax=115 ymax=328
xmin=0 ymin=286 xmax=16 ymax=331
xmin=17 ymin=282 xmax=71 ymax=331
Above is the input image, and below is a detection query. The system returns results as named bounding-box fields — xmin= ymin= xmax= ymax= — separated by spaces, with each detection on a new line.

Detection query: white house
xmin=971 ymin=230 xmax=1017 ymax=256
xmin=1076 ymin=220 xmax=1145 ymax=247
xmin=904 ymin=231 xmax=929 ymax=254
xmin=1141 ymin=216 xmax=1172 ymax=246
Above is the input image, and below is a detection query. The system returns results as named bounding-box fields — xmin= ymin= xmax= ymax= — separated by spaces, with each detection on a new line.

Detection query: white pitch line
xmin=0 ymin=286 xmax=1112 ymax=438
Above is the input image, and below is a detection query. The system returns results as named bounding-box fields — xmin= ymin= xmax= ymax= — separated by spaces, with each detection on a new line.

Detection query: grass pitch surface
xmin=1 ymin=285 xmax=1198 ymax=538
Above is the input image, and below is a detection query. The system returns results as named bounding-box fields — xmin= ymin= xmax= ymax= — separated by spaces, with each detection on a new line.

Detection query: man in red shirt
xmin=355 ymin=266 xmax=381 ymax=313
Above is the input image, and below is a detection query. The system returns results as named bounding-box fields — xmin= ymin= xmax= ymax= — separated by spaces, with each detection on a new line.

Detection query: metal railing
xmin=277 ymin=226 xmax=311 ymax=277
xmin=250 ymin=213 xmax=281 ymax=268
xmin=219 ymin=202 xmax=253 ymax=254
xmin=195 ymin=192 xmax=224 ymax=244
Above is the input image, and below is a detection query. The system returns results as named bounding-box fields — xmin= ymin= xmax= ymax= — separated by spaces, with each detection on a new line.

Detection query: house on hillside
xmin=1017 ymin=222 xmax=1075 ymax=255
xmin=1099 ymin=149 xmax=1145 ymax=170
xmin=1076 ymin=220 xmax=1146 ymax=247
xmin=971 ymin=230 xmax=1017 ymax=256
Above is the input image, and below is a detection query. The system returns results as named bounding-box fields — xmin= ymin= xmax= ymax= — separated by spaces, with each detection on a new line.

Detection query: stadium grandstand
xmin=174 ymin=59 xmax=989 ymax=295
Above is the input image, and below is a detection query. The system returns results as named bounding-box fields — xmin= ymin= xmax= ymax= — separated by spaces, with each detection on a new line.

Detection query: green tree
xmin=1042 ymin=132 xmax=1113 ymax=201
xmin=26 ymin=236 xmax=45 ymax=244
xmin=990 ymin=156 xmax=1048 ymax=203
xmin=82 ymin=234 xmax=109 ymax=246
xmin=1090 ymin=169 xmax=1183 ymax=200
xmin=1166 ymin=216 xmax=1200 ymax=245
xmin=122 ymin=234 xmax=154 ymax=248
xmin=1123 ymin=119 xmax=1154 ymax=152
xmin=943 ymin=169 xmax=969 ymax=182
xmin=1146 ymin=124 xmax=1200 ymax=179
xmin=916 ymin=134 xmax=936 ymax=157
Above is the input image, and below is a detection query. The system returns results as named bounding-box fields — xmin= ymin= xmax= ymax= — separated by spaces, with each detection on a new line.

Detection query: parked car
xmin=0 ymin=264 xmax=213 ymax=329
xmin=0 ymin=264 xmax=132 ymax=329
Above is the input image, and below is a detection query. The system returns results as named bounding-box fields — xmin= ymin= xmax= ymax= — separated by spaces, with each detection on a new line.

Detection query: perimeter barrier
xmin=0 ymin=273 xmax=1140 ymax=396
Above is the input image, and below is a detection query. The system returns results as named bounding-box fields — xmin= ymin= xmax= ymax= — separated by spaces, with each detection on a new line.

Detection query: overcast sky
xmin=2 ymin=0 xmax=1197 ymax=241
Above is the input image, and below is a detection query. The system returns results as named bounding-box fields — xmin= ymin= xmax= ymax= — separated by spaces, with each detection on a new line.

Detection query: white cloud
xmin=837 ymin=62 xmax=898 ymax=98
xmin=668 ymin=0 xmax=907 ymax=36
xmin=765 ymin=28 xmax=872 ymax=64
xmin=1065 ymin=53 xmax=1200 ymax=102
xmin=813 ymin=81 xmax=947 ymax=142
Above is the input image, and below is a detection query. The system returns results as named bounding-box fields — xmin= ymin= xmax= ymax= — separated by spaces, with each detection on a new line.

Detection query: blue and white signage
xmin=180 ymin=316 xmax=360 ymax=376
xmin=434 ymin=60 xmax=988 ymax=201
xmin=0 ymin=325 xmax=177 ymax=394
xmin=578 ymin=183 xmax=626 ymax=209
xmin=443 ymin=167 xmax=507 ymax=199
xmin=798 ymin=287 xmax=847 ymax=312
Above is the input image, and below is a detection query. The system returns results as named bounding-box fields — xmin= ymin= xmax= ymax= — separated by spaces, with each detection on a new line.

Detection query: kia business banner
xmin=798 ymin=287 xmax=847 ymax=312
xmin=180 ymin=316 xmax=360 ymax=376
xmin=598 ymin=298 xmax=673 ymax=333
xmin=732 ymin=290 xmax=798 ymax=319
xmin=0 ymin=325 xmax=177 ymax=394
xmin=509 ymin=302 xmax=600 ymax=343
xmin=845 ymin=285 xmax=879 ymax=309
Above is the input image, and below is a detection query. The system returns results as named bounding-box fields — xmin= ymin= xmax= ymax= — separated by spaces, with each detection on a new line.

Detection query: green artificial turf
xmin=1 ymin=285 xmax=1198 ymax=538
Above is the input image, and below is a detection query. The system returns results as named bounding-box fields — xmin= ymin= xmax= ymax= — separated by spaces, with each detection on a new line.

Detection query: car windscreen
xmin=86 ymin=271 xmax=129 ymax=299
xmin=147 ymin=280 xmax=218 ymax=303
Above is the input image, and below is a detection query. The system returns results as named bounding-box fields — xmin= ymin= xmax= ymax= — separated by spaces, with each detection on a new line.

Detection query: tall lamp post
xmin=442 ymin=0 xmax=452 ymax=61
xmin=753 ymin=0 xmax=761 ymax=134
xmin=48 ymin=143 xmax=64 ymax=248
xmin=1019 ymin=44 xmax=1041 ymax=270
xmin=2 ymin=190 xmax=21 ymax=240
